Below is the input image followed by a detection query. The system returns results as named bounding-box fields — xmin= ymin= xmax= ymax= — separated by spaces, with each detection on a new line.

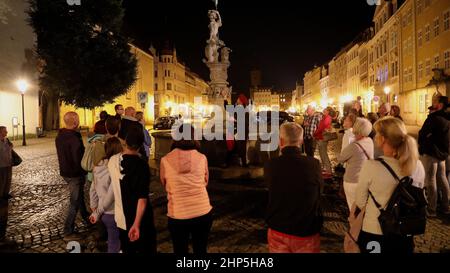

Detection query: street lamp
xmin=16 ymin=79 xmax=28 ymax=146
xmin=384 ymin=87 xmax=391 ymax=103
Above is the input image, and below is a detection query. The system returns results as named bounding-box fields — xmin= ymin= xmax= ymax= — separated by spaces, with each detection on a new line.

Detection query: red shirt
xmin=314 ymin=114 xmax=331 ymax=140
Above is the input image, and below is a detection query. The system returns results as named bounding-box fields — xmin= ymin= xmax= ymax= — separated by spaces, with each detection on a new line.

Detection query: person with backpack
xmin=355 ymin=117 xmax=425 ymax=253
xmin=418 ymin=96 xmax=450 ymax=216
xmin=89 ymin=137 xmax=123 ymax=253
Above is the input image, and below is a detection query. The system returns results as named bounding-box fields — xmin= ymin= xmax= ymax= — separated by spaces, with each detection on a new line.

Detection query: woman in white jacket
xmin=337 ymin=118 xmax=374 ymax=210
xmin=355 ymin=117 xmax=425 ymax=253
xmin=89 ymin=137 xmax=123 ymax=253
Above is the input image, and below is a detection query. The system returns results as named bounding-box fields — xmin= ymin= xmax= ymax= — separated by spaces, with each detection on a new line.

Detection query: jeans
xmin=168 ymin=211 xmax=213 ymax=254
xmin=63 ymin=176 xmax=89 ymax=234
xmin=421 ymin=155 xmax=450 ymax=213
xmin=304 ymin=138 xmax=316 ymax=157
xmin=101 ymin=214 xmax=120 ymax=253
xmin=318 ymin=140 xmax=332 ymax=173
xmin=268 ymin=229 xmax=320 ymax=253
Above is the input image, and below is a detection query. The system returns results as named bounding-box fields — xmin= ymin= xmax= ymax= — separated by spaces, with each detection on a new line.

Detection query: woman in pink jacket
xmin=160 ymin=124 xmax=213 ymax=254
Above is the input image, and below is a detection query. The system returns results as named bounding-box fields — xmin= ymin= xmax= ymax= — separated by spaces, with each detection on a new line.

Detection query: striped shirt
xmin=304 ymin=113 xmax=322 ymax=139
xmin=160 ymin=149 xmax=212 ymax=220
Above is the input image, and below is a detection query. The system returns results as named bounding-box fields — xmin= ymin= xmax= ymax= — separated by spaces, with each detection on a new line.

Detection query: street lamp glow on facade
xmin=384 ymin=87 xmax=391 ymax=103
xmin=16 ymin=79 xmax=28 ymax=146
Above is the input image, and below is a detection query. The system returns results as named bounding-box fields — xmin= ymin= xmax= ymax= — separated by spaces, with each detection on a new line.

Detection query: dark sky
xmin=122 ymin=0 xmax=375 ymax=96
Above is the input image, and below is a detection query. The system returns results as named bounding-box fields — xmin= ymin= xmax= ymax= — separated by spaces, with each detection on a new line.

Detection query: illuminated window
xmin=418 ymin=30 xmax=423 ymax=47
xmin=434 ymin=54 xmax=440 ymax=68
xmin=418 ymin=62 xmax=423 ymax=80
xmin=426 ymin=59 xmax=431 ymax=76
xmin=167 ymin=83 xmax=172 ymax=90
xmin=408 ymin=67 xmax=413 ymax=82
xmin=434 ymin=18 xmax=440 ymax=37
xmin=445 ymin=51 xmax=450 ymax=69
xmin=155 ymin=83 xmax=158 ymax=91
xmin=425 ymin=25 xmax=431 ymax=42
xmin=444 ymin=11 xmax=450 ymax=31
xmin=417 ymin=0 xmax=423 ymax=15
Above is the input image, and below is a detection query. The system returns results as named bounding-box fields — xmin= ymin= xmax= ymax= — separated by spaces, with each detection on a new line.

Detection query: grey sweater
xmin=89 ymin=159 xmax=115 ymax=218
xmin=337 ymin=137 xmax=374 ymax=184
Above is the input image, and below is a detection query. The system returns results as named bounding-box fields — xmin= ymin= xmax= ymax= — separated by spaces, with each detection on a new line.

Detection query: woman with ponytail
xmin=354 ymin=117 xmax=425 ymax=253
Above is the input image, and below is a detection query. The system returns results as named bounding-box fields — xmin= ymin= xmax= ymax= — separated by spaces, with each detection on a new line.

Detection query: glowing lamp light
xmin=320 ymin=99 xmax=328 ymax=109
xmin=16 ymin=79 xmax=28 ymax=94
xmin=384 ymin=87 xmax=391 ymax=95
xmin=339 ymin=94 xmax=354 ymax=104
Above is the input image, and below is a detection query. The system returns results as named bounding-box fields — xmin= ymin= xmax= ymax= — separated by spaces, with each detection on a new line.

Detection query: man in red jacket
xmin=314 ymin=107 xmax=334 ymax=176
xmin=55 ymin=112 xmax=90 ymax=240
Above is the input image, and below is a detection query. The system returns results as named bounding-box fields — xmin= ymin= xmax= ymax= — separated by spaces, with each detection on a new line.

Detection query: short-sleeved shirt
xmin=120 ymin=154 xmax=153 ymax=230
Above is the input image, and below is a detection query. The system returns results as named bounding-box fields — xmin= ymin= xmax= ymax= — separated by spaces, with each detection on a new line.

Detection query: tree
xmin=28 ymin=0 xmax=137 ymax=110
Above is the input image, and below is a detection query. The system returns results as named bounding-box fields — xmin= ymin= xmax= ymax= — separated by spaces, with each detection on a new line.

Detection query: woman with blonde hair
xmin=355 ymin=117 xmax=425 ymax=253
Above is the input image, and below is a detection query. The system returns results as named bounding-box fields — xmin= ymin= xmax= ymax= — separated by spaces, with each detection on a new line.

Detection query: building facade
xmin=60 ymin=43 xmax=156 ymax=128
xmin=153 ymin=44 xmax=209 ymax=118
xmin=301 ymin=0 xmax=450 ymax=125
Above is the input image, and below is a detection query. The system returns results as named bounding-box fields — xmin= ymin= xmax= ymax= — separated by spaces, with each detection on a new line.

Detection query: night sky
xmin=122 ymin=0 xmax=376 ymax=96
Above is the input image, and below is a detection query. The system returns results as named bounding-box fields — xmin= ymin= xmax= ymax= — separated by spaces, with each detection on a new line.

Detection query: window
xmin=404 ymin=69 xmax=409 ymax=83
xmin=417 ymin=0 xmax=423 ymax=15
xmin=424 ymin=0 xmax=431 ymax=8
xmin=154 ymin=83 xmax=158 ymax=91
xmin=154 ymin=70 xmax=158 ymax=78
xmin=168 ymin=70 xmax=171 ymax=77
xmin=434 ymin=18 xmax=440 ymax=37
xmin=418 ymin=62 xmax=423 ymax=79
xmin=384 ymin=39 xmax=388 ymax=54
xmin=444 ymin=11 xmax=450 ymax=31
xmin=445 ymin=51 xmax=450 ymax=69
xmin=426 ymin=59 xmax=431 ymax=76
xmin=418 ymin=30 xmax=423 ymax=47
xmin=167 ymin=83 xmax=172 ymax=90
xmin=425 ymin=25 xmax=431 ymax=42
xmin=434 ymin=54 xmax=440 ymax=68
xmin=409 ymin=67 xmax=413 ymax=82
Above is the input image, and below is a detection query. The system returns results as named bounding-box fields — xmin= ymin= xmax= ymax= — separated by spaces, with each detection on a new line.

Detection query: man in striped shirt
xmin=303 ymin=106 xmax=322 ymax=157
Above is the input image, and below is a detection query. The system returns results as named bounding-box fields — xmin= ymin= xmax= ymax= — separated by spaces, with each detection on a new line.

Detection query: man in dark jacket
xmin=55 ymin=112 xmax=90 ymax=239
xmin=419 ymin=96 xmax=450 ymax=216
xmin=265 ymin=122 xmax=323 ymax=253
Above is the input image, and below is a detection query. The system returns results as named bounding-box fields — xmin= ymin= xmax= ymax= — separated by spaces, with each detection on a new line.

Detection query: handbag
xmin=12 ymin=149 xmax=22 ymax=167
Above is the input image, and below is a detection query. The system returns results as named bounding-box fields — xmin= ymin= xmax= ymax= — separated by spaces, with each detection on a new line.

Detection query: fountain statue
xmin=203 ymin=5 xmax=232 ymax=106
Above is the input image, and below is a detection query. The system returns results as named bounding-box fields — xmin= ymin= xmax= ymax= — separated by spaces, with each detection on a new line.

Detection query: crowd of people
xmin=0 ymin=93 xmax=449 ymax=254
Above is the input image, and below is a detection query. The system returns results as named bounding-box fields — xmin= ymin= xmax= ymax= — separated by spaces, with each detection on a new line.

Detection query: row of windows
xmin=159 ymin=56 xmax=173 ymax=63
xmin=418 ymin=14 xmax=449 ymax=47
xmin=417 ymin=0 xmax=433 ymax=15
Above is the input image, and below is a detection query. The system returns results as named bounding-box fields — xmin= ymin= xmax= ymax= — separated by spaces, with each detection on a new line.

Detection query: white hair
xmin=352 ymin=118 xmax=372 ymax=137
xmin=280 ymin=122 xmax=303 ymax=146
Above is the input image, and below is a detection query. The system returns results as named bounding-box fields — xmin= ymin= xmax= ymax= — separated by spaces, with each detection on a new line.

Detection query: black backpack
xmin=369 ymin=159 xmax=427 ymax=236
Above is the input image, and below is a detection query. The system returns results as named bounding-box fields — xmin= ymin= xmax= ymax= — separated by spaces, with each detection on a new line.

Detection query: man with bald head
xmin=55 ymin=112 xmax=90 ymax=240
xmin=265 ymin=122 xmax=323 ymax=253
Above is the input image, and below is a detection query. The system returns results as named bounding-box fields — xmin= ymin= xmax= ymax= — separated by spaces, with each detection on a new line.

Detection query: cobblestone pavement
xmin=1 ymin=136 xmax=449 ymax=253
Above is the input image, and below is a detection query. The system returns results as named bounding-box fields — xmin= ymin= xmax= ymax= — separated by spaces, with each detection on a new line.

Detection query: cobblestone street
xmin=1 ymin=136 xmax=449 ymax=253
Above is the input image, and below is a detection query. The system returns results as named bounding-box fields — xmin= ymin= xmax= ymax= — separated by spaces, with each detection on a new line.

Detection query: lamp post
xmin=384 ymin=87 xmax=391 ymax=104
xmin=16 ymin=80 xmax=28 ymax=146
